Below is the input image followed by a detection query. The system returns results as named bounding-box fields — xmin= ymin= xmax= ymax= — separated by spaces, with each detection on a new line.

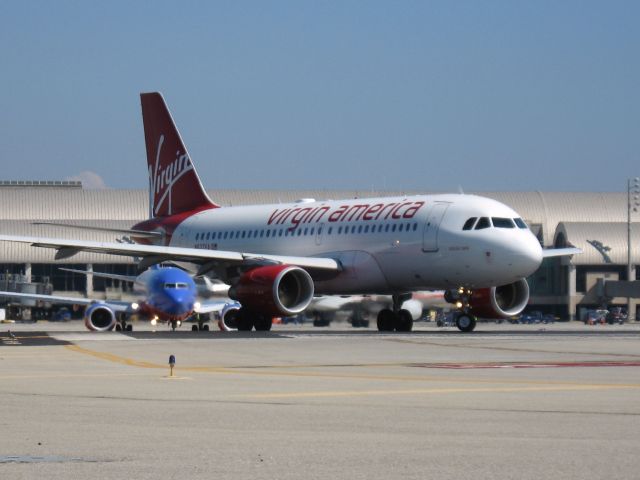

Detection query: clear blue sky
xmin=1 ymin=0 xmax=638 ymax=192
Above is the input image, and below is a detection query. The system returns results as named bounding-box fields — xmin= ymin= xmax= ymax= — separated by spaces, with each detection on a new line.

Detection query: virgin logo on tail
xmin=149 ymin=134 xmax=194 ymax=216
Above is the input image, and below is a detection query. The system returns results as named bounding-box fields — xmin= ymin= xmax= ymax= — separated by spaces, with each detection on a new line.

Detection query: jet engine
xmin=217 ymin=303 xmax=241 ymax=331
xmin=228 ymin=265 xmax=314 ymax=317
xmin=468 ymin=279 xmax=530 ymax=319
xmin=84 ymin=303 xmax=117 ymax=331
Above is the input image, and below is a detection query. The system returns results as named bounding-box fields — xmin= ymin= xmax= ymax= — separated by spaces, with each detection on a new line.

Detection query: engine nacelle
xmin=84 ymin=303 xmax=117 ymax=331
xmin=229 ymin=265 xmax=314 ymax=317
xmin=401 ymin=299 xmax=423 ymax=320
xmin=217 ymin=302 xmax=241 ymax=331
xmin=468 ymin=279 xmax=530 ymax=319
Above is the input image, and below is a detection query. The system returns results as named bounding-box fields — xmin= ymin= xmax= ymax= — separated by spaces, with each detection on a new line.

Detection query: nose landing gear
xmin=445 ymin=288 xmax=478 ymax=333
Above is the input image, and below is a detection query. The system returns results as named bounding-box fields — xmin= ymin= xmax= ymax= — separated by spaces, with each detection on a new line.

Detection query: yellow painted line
xmin=65 ymin=345 xmax=163 ymax=369
xmin=62 ymin=345 xmax=640 ymax=390
xmin=0 ymin=373 xmax=151 ymax=380
xmin=244 ymin=383 xmax=640 ymax=399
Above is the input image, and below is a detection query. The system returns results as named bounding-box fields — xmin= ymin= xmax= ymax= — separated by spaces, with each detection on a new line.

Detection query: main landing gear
xmin=115 ymin=316 xmax=133 ymax=332
xmin=190 ymin=314 xmax=210 ymax=332
xmin=376 ymin=294 xmax=414 ymax=332
xmin=236 ymin=308 xmax=273 ymax=332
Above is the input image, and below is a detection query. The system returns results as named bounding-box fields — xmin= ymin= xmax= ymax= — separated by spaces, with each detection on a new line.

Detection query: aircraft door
xmin=422 ymin=203 xmax=450 ymax=252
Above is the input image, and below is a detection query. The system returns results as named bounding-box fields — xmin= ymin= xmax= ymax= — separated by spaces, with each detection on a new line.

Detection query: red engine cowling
xmin=84 ymin=303 xmax=117 ymax=331
xmin=229 ymin=265 xmax=314 ymax=317
xmin=469 ymin=279 xmax=529 ymax=319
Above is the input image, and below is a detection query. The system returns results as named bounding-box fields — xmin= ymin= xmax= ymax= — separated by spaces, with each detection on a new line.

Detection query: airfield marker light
xmin=169 ymin=355 xmax=176 ymax=377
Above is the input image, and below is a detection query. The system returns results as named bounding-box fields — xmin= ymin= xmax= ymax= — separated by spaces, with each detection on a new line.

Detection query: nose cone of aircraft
xmin=508 ymin=233 xmax=544 ymax=278
xmin=162 ymin=290 xmax=195 ymax=316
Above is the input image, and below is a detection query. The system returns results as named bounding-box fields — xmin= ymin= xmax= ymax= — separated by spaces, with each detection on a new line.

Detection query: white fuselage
xmin=169 ymin=194 xmax=543 ymax=294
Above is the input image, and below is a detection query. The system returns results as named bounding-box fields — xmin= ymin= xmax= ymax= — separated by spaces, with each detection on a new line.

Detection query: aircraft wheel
xmin=377 ymin=309 xmax=396 ymax=332
xmin=171 ymin=320 xmax=178 ymax=331
xmin=254 ymin=315 xmax=273 ymax=332
xmin=115 ymin=324 xmax=122 ymax=332
xmin=202 ymin=324 xmax=210 ymax=331
xmin=236 ymin=309 xmax=254 ymax=331
xmin=191 ymin=324 xmax=199 ymax=332
xmin=395 ymin=309 xmax=414 ymax=332
xmin=455 ymin=313 xmax=476 ymax=332
xmin=125 ymin=324 xmax=133 ymax=332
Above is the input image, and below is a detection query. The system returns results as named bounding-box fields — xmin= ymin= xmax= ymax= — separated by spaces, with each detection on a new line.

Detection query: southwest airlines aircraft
xmin=0 ymin=266 xmax=238 ymax=332
xmin=0 ymin=93 xmax=579 ymax=333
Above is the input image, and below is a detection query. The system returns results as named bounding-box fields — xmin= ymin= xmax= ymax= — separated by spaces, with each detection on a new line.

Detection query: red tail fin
xmin=140 ymin=92 xmax=218 ymax=218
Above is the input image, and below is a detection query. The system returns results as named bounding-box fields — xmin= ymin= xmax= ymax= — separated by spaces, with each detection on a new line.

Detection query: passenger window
xmin=413 ymin=223 xmax=418 ymax=231
xmin=514 ymin=218 xmax=528 ymax=229
xmin=338 ymin=226 xmax=342 ymax=234
xmin=392 ymin=224 xmax=396 ymax=232
xmin=310 ymin=228 xmax=315 ymax=235
xmin=462 ymin=217 xmax=477 ymax=230
xmin=224 ymin=232 xmax=228 ymax=239
xmin=475 ymin=217 xmax=491 ymax=230
xmin=358 ymin=225 xmax=363 ymax=233
xmin=364 ymin=225 xmax=369 ymax=233
xmin=385 ymin=225 xmax=390 ymax=232
xmin=297 ymin=229 xmax=302 ymax=236
xmin=328 ymin=227 xmax=332 ymax=234
xmin=492 ymin=217 xmax=515 ymax=228
xmin=398 ymin=224 xmax=404 ymax=232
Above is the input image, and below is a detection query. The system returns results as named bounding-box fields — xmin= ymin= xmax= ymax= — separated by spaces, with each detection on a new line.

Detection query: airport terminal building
xmin=1 ymin=181 xmax=638 ymax=320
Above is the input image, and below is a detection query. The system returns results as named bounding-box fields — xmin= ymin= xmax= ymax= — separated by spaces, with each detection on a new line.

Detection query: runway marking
xmin=412 ymin=361 xmax=640 ymax=369
xmin=63 ymin=344 xmax=640 ymax=388
xmin=387 ymin=338 xmax=640 ymax=359
xmin=65 ymin=345 xmax=164 ymax=369
xmin=243 ymin=383 xmax=640 ymax=400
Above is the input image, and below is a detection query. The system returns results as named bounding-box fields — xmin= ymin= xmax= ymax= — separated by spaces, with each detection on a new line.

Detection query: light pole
xmin=627 ymin=177 xmax=640 ymax=321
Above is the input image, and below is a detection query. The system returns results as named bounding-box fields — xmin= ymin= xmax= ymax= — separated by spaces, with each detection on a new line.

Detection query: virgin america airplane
xmin=0 ymin=92 xmax=579 ymax=332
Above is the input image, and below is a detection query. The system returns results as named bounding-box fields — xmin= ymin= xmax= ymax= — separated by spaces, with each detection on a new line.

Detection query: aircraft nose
xmin=510 ymin=234 xmax=543 ymax=277
xmin=165 ymin=291 xmax=194 ymax=315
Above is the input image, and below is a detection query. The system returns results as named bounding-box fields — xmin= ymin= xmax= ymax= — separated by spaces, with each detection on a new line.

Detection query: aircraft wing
xmin=59 ymin=267 xmax=137 ymax=283
xmin=0 ymin=291 xmax=133 ymax=312
xmin=541 ymin=247 xmax=582 ymax=258
xmin=0 ymin=234 xmax=341 ymax=272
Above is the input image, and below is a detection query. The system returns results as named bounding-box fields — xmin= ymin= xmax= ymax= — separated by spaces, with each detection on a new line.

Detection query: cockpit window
xmin=475 ymin=217 xmax=491 ymax=230
xmin=164 ymin=283 xmax=189 ymax=289
xmin=462 ymin=217 xmax=477 ymax=230
xmin=514 ymin=218 xmax=528 ymax=229
xmin=492 ymin=217 xmax=515 ymax=228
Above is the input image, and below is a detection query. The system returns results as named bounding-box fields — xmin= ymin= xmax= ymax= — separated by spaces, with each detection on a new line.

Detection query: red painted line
xmin=411 ymin=361 xmax=640 ymax=369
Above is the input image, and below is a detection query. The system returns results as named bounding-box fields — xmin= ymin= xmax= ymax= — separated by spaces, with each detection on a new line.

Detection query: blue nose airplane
xmin=0 ymin=266 xmax=239 ymax=332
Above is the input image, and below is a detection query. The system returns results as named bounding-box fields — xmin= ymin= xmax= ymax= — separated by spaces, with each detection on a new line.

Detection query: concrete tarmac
xmin=1 ymin=321 xmax=640 ymax=479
